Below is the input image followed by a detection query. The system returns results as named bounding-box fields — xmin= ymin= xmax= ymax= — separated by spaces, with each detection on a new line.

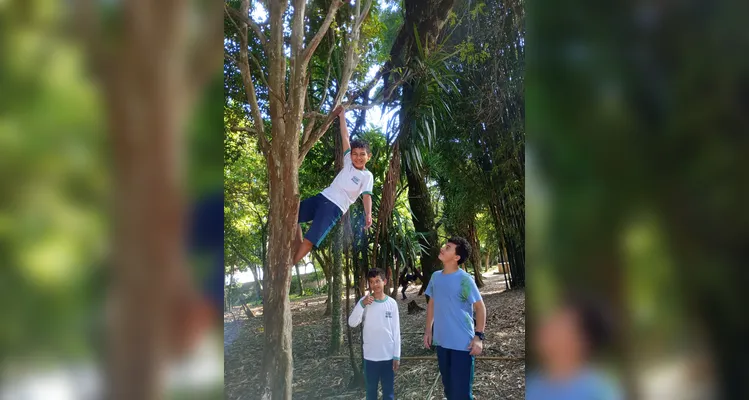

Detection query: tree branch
xmin=248 ymin=51 xmax=285 ymax=104
xmin=301 ymin=0 xmax=343 ymax=67
xmin=230 ymin=241 xmax=258 ymax=267
xmin=354 ymin=0 xmax=374 ymax=33
xmin=229 ymin=126 xmax=254 ymax=133
xmin=299 ymin=109 xmax=339 ymax=163
xmin=304 ymin=111 xmax=327 ymax=119
xmin=226 ymin=3 xmax=268 ymax=50
xmin=316 ymin=31 xmax=336 ymax=113
xmin=288 ymin=0 xmax=307 ymax=105
xmin=346 ymin=65 xmax=387 ymax=102
xmin=299 ymin=0 xmax=376 ymax=162
xmin=237 ymin=0 xmax=269 ymax=156
xmin=302 ymin=117 xmax=317 ymax=147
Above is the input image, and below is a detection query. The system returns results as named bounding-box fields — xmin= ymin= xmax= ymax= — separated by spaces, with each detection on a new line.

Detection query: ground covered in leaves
xmin=224 ymin=272 xmax=525 ymax=399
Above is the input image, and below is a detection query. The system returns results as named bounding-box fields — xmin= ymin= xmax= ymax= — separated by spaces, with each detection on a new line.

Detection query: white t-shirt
xmin=321 ymin=150 xmax=374 ymax=212
xmin=348 ymin=295 xmax=401 ymax=362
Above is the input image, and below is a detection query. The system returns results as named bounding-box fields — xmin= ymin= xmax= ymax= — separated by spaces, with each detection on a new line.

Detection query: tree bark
xmin=467 ymin=217 xmax=485 ymax=288
xmin=391 ymin=257 xmax=401 ymax=299
xmin=330 ymin=225 xmax=344 ymax=355
xmin=314 ymin=249 xmax=333 ymax=316
xmin=404 ymin=151 xmax=440 ymax=297
xmin=250 ymin=264 xmax=263 ymax=301
xmin=294 ymin=262 xmax=304 ymax=296
xmin=344 ymin=244 xmax=364 ymax=387
xmin=75 ymin=0 xmax=220 ymax=395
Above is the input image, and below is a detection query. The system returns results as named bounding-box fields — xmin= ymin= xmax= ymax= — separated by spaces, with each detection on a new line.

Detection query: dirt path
xmin=224 ymin=315 xmax=244 ymax=349
xmin=224 ymin=271 xmax=525 ymax=399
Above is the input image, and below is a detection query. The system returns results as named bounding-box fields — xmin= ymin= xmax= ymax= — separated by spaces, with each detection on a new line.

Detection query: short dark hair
xmin=563 ymin=293 xmax=615 ymax=355
xmin=367 ymin=268 xmax=386 ymax=281
xmin=447 ymin=236 xmax=471 ymax=265
xmin=351 ymin=139 xmax=370 ymax=154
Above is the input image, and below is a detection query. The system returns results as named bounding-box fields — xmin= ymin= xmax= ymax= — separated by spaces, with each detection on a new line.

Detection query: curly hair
xmin=447 ymin=236 xmax=472 ymax=265
xmin=350 ymin=139 xmax=370 ymax=154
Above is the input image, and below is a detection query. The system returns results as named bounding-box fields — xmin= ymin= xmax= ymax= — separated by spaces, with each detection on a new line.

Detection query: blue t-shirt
xmin=526 ymin=368 xmax=623 ymax=400
xmin=425 ymin=269 xmax=482 ymax=351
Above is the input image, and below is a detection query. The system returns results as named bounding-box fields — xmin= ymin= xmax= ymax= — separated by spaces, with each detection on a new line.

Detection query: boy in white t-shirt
xmin=349 ymin=268 xmax=401 ymax=400
xmin=292 ymin=107 xmax=374 ymax=265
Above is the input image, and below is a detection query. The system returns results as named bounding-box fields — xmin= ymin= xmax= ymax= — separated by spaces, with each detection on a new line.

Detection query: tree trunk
xmin=260 ymin=55 xmax=300 ymax=399
xmin=311 ymin=257 xmax=321 ymax=290
xmin=314 ymin=249 xmax=333 ymax=316
xmin=467 ymin=218 xmax=485 ymax=288
xmin=359 ymin=229 xmax=369 ymax=297
xmin=249 ymin=264 xmax=263 ymax=301
xmin=294 ymin=262 xmax=304 ymax=296
xmin=407 ymin=162 xmax=440 ymax=297
xmin=400 ymin=93 xmax=440 ymax=298
xmin=391 ymin=257 xmax=401 ymax=299
xmin=261 ymin=149 xmax=297 ymax=400
xmin=344 ymin=243 xmax=364 ymax=387
xmin=329 ymin=118 xmax=349 ymax=355
xmin=372 ymin=141 xmax=401 ymax=273
xmin=330 ymin=225 xmax=344 ymax=355
xmin=100 ymin=15 xmax=201 ymax=400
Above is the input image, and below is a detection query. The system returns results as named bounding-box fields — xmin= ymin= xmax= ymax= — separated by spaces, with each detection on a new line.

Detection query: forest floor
xmin=224 ymin=271 xmax=525 ymax=400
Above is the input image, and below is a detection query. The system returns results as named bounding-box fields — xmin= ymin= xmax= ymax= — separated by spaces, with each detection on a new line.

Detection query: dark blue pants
xmin=436 ymin=346 xmax=475 ymax=400
xmin=364 ymin=359 xmax=394 ymax=400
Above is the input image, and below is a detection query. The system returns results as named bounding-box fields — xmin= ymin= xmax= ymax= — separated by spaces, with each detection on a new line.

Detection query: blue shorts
xmin=298 ymin=194 xmax=342 ymax=248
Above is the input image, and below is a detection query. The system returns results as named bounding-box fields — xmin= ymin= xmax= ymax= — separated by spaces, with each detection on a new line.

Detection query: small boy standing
xmin=349 ymin=268 xmax=402 ymax=400
xmin=423 ymin=236 xmax=487 ymax=400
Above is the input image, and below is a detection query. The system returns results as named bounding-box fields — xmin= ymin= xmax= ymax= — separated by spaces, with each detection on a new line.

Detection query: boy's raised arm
xmin=335 ymin=106 xmax=351 ymax=154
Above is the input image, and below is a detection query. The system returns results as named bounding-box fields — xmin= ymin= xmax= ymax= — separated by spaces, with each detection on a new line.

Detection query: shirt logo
xmin=351 ymin=176 xmax=361 ymax=185
xmin=385 ymin=311 xmax=392 ymax=318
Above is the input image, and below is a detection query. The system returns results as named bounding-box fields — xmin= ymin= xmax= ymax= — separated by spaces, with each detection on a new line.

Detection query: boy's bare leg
xmin=293 ymin=224 xmax=303 ymax=253
xmin=292 ymin=239 xmax=313 ymax=265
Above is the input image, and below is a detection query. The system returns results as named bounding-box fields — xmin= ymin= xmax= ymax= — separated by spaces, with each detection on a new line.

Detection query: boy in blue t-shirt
xmin=423 ymin=236 xmax=487 ymax=400
xmin=526 ymin=295 xmax=623 ymax=400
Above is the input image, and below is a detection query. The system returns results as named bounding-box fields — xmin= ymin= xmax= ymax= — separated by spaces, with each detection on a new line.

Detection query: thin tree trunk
xmin=227 ymin=266 xmax=236 ymax=312
xmin=467 ymin=218 xmax=485 ymax=288
xmin=330 ymin=225 xmax=343 ymax=354
xmin=294 ymin=262 xmax=304 ymax=296
xmin=314 ymin=249 xmax=333 ymax=316
xmin=344 ymin=243 xmax=364 ymax=387
xmin=251 ymin=265 xmax=263 ymax=301
xmin=391 ymin=257 xmax=401 ymax=299
xmin=311 ymin=257 xmax=321 ymax=290
xmin=401 ymin=92 xmax=440 ymax=297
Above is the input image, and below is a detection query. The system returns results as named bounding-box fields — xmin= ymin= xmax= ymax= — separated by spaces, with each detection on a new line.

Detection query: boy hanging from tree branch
xmin=292 ymin=106 xmax=374 ymax=265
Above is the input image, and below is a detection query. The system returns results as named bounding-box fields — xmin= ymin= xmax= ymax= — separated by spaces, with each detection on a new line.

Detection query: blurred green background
xmin=527 ymin=0 xmax=749 ymax=398
xmin=0 ymin=0 xmax=223 ymax=398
